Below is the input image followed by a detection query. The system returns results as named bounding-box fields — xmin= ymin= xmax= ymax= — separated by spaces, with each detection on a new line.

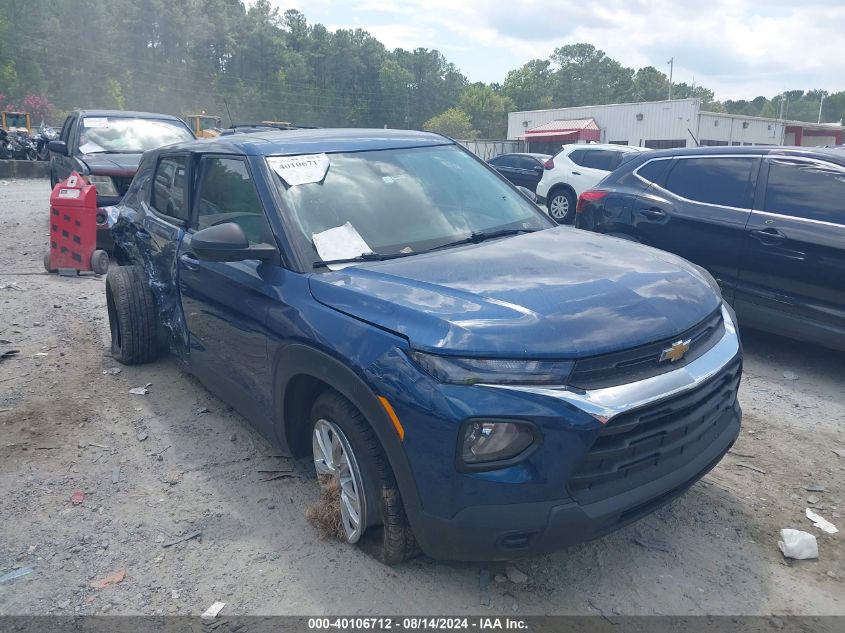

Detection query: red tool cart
xmin=43 ymin=172 xmax=109 ymax=275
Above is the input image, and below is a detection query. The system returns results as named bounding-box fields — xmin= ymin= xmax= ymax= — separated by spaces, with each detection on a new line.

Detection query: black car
xmin=576 ymin=146 xmax=845 ymax=351
xmin=49 ymin=110 xmax=195 ymax=246
xmin=487 ymin=152 xmax=551 ymax=192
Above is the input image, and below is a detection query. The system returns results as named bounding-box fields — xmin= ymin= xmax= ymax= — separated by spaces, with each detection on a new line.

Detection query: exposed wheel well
xmin=283 ymin=374 xmax=332 ymax=457
xmin=112 ymin=244 xmax=132 ymax=266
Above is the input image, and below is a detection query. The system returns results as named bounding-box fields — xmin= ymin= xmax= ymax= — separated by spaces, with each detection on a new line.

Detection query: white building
xmin=507 ymin=98 xmax=844 ymax=154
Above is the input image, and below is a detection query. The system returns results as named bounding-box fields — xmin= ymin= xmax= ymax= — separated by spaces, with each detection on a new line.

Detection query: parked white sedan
xmin=536 ymin=144 xmax=647 ymax=224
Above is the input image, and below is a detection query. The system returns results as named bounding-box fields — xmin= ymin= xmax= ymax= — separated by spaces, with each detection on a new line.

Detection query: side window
xmin=663 ymin=157 xmax=755 ymax=208
xmin=196 ymin=157 xmax=272 ymax=244
xmin=568 ymin=149 xmax=586 ymax=166
xmin=516 ymin=156 xmax=541 ymax=171
xmin=764 ymin=159 xmax=845 ymax=224
xmin=152 ymin=156 xmax=190 ymax=222
xmin=492 ymin=155 xmax=517 ymax=168
xmin=636 ymin=159 xmax=673 ymax=186
xmin=580 ymin=150 xmax=620 ymax=171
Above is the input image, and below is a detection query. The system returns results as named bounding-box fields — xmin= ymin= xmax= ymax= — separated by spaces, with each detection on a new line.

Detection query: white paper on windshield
xmin=83 ymin=117 xmax=109 ymax=128
xmin=312 ymin=222 xmax=373 ymax=271
xmin=79 ymin=141 xmax=105 ymax=154
xmin=267 ymin=153 xmax=329 ymax=186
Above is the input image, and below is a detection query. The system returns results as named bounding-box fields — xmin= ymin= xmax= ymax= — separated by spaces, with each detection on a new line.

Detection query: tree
xmin=458 ymin=83 xmax=512 ymax=138
xmin=502 ymin=59 xmax=553 ymax=111
xmin=632 ymin=66 xmax=668 ymax=101
xmin=550 ymin=43 xmax=634 ymax=107
xmin=423 ymin=108 xmax=476 ymax=139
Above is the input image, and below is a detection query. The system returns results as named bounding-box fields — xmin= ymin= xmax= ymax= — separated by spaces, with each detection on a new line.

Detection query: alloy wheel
xmin=312 ymin=418 xmax=368 ymax=543
xmin=549 ymin=193 xmax=570 ymax=222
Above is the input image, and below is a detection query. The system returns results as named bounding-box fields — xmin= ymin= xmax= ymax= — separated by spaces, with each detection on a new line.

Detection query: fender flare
xmin=272 ymin=343 xmax=425 ymax=530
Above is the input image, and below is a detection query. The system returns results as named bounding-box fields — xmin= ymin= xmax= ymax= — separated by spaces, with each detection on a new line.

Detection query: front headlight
xmin=410 ymin=351 xmax=573 ymax=385
xmin=460 ymin=419 xmax=538 ymax=467
xmin=86 ymin=175 xmax=119 ymax=197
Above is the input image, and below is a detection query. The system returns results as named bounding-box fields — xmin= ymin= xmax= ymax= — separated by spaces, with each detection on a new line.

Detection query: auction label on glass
xmin=82 ymin=117 xmax=109 ymax=128
xmin=267 ymin=153 xmax=330 ymax=186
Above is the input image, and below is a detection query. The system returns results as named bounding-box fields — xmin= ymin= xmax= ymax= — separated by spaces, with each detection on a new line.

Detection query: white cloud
xmin=268 ymin=0 xmax=845 ymax=99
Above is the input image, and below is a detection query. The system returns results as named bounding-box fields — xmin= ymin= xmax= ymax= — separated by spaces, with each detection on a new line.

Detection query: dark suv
xmin=576 ymin=146 xmax=845 ymax=351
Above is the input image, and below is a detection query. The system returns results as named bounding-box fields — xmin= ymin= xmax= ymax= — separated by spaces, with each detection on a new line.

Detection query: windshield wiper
xmin=426 ymin=228 xmax=539 ymax=253
xmin=313 ymin=250 xmax=417 ymax=268
xmin=83 ymin=149 xmax=136 ymax=154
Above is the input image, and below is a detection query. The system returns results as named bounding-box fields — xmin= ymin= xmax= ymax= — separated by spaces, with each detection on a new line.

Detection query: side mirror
xmin=191 ymin=222 xmax=277 ymax=263
xmin=48 ymin=140 xmax=68 ymax=156
xmin=515 ymin=186 xmax=537 ymax=203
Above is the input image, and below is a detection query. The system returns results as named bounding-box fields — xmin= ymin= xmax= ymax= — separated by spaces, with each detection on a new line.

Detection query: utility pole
xmin=667 ymin=57 xmax=673 ymax=100
xmin=818 ymin=93 xmax=826 ymax=124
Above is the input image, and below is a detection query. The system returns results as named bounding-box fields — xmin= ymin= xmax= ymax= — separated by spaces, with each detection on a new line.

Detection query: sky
xmin=267 ymin=0 xmax=845 ymax=101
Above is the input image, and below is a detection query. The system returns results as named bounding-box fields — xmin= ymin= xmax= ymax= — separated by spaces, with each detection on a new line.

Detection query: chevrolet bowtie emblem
xmin=660 ymin=339 xmax=691 ymax=363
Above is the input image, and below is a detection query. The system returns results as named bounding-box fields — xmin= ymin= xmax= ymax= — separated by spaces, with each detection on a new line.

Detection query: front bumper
xmin=414 ymin=405 xmax=739 ymax=560
xmin=405 ymin=305 xmax=742 ymax=561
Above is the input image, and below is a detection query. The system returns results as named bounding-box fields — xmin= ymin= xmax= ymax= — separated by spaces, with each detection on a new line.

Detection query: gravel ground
xmin=1 ymin=179 xmax=843 ymax=616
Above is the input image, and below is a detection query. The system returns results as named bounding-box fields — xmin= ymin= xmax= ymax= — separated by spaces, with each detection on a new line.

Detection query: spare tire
xmin=106 ymin=266 xmax=159 ymax=365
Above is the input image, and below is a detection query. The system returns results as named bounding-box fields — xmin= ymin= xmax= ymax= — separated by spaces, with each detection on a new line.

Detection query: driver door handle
xmin=749 ymin=228 xmax=786 ymax=245
xmin=639 ymin=207 xmax=667 ymax=220
xmin=571 ymin=171 xmax=582 ymax=176
xmin=179 ymin=253 xmax=200 ymax=271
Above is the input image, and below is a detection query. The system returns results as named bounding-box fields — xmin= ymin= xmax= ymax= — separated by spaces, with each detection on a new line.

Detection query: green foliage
xmin=0 ymin=0 xmax=843 ymax=130
xmin=458 ymin=83 xmax=512 ymax=138
xmin=423 ymin=108 xmax=477 ymax=139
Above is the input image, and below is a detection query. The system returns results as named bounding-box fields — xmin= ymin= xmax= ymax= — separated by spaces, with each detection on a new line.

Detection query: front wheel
xmin=309 ymin=390 xmax=418 ymax=565
xmin=548 ymin=189 xmax=576 ymax=224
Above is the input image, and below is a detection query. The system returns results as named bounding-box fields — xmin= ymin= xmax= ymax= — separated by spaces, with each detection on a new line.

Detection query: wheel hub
xmin=549 ymin=194 xmax=569 ymax=220
xmin=312 ymin=418 xmax=367 ymax=543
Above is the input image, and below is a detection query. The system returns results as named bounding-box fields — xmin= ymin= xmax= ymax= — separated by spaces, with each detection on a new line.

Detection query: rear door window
xmin=492 ymin=155 xmax=518 ymax=168
xmin=764 ymin=159 xmax=845 ymax=224
xmin=152 ymin=156 xmax=190 ymax=223
xmin=663 ymin=157 xmax=756 ymax=208
xmin=568 ymin=149 xmax=587 ymax=166
xmin=636 ymin=158 xmax=673 ymax=186
xmin=515 ymin=156 xmax=540 ymax=170
xmin=195 ymin=157 xmax=273 ymax=244
xmin=580 ymin=150 xmax=621 ymax=171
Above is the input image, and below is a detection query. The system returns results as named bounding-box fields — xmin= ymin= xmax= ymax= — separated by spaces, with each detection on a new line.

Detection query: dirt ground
xmin=1 ymin=179 xmax=843 ymax=616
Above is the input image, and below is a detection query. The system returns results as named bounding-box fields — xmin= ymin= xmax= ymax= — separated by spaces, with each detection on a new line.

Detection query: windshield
xmin=268 ymin=144 xmax=552 ymax=266
xmin=77 ymin=117 xmax=193 ymax=154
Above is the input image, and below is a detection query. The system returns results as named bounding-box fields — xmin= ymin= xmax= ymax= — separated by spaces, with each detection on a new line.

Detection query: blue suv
xmin=106 ymin=129 xmax=742 ymax=563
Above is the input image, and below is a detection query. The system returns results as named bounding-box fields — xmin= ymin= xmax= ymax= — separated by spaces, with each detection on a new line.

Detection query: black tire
xmin=0 ymin=141 xmax=11 ymax=160
xmin=106 ymin=266 xmax=158 ymax=365
xmin=91 ymin=249 xmax=109 ymax=275
xmin=310 ymin=390 xmax=418 ymax=565
xmin=547 ymin=188 xmax=576 ymax=224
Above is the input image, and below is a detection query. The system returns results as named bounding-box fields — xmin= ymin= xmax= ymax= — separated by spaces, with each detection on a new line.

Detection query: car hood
xmin=308 ymin=228 xmax=721 ymax=358
xmin=79 ymin=153 xmax=141 ymax=177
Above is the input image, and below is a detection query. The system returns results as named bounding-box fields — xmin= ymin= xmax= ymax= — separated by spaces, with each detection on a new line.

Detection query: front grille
xmin=567 ymin=356 xmax=741 ymax=506
xmin=568 ymin=309 xmax=724 ymax=390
